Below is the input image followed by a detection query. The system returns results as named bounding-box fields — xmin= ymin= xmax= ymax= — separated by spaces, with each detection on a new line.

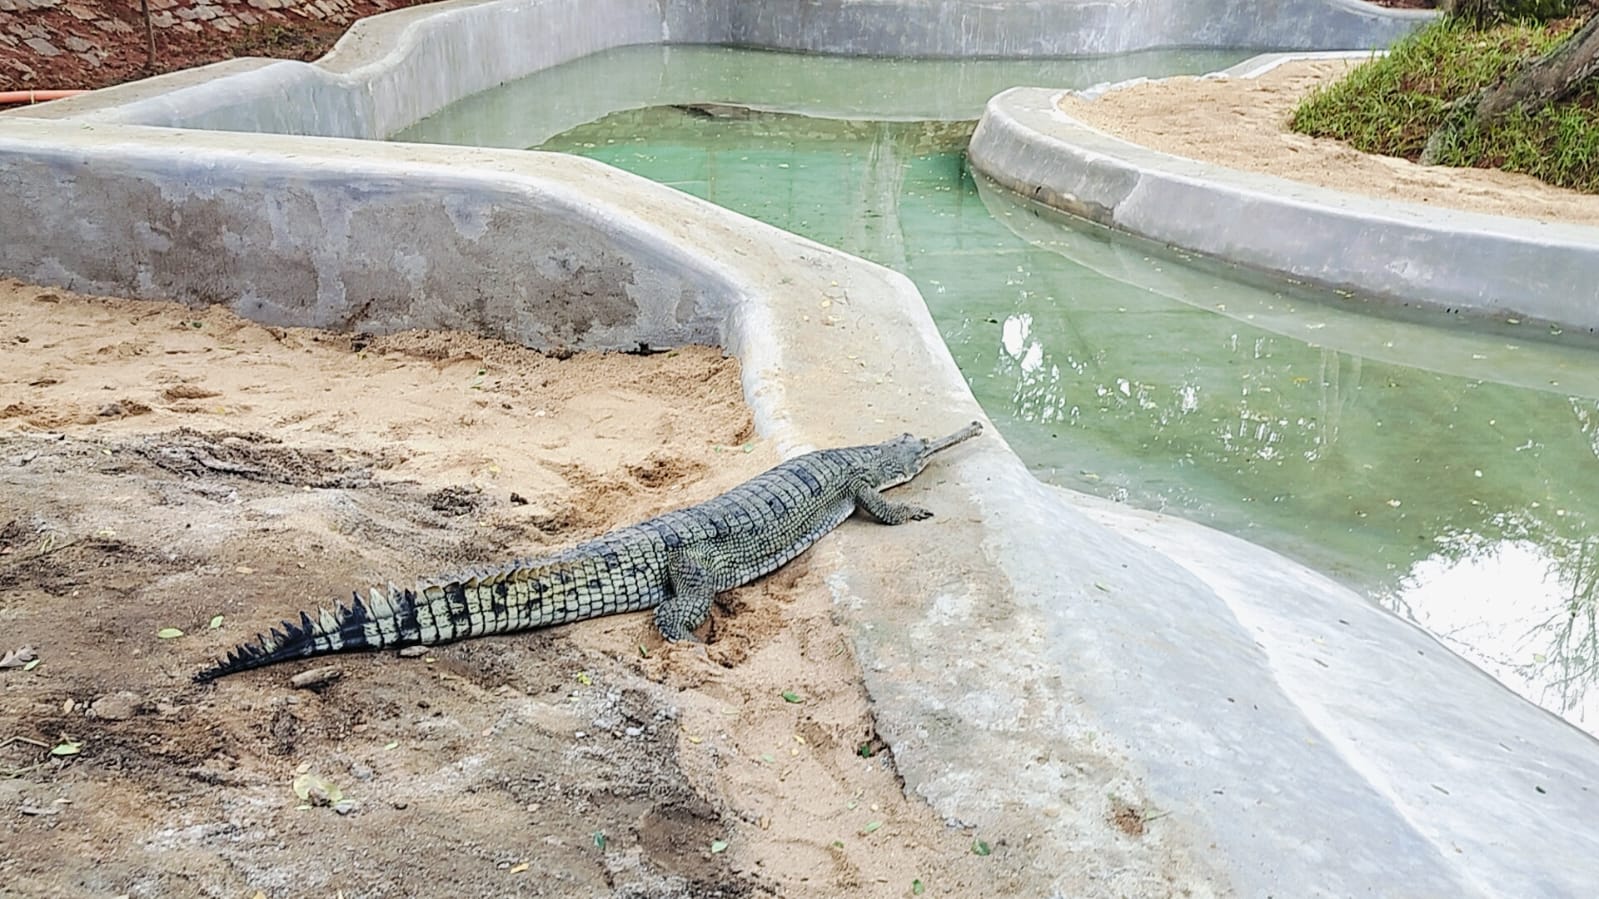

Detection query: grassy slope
xmin=1290 ymin=17 xmax=1599 ymax=193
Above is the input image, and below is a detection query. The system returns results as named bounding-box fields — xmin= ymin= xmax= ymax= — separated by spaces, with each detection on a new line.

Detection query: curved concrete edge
xmin=6 ymin=0 xmax=1432 ymax=138
xmin=968 ymin=78 xmax=1599 ymax=332
xmin=4 ymin=116 xmax=1595 ymax=896
xmin=6 ymin=0 xmax=709 ymax=138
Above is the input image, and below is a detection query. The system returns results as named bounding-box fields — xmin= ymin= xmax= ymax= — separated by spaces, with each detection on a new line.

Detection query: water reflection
xmin=1393 ymin=529 xmax=1599 ymax=730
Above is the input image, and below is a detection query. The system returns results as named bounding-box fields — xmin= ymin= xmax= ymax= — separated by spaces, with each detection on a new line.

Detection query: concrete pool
xmin=4 ymin=0 xmax=1597 ymax=895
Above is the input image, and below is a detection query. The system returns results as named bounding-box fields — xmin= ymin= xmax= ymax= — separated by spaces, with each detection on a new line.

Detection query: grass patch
xmin=1290 ymin=17 xmax=1599 ymax=192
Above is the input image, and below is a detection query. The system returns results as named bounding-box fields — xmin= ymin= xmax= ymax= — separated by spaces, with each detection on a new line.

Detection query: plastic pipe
xmin=0 ymin=90 xmax=88 ymax=106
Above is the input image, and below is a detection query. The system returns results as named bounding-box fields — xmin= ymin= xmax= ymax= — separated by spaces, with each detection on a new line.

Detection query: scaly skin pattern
xmin=194 ymin=422 xmax=982 ymax=682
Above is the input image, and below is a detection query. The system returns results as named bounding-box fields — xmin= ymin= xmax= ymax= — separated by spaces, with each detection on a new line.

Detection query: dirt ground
xmin=0 ymin=281 xmax=1012 ymax=898
xmin=0 ymin=1 xmax=438 ymax=93
xmin=1060 ymin=57 xmax=1599 ymax=226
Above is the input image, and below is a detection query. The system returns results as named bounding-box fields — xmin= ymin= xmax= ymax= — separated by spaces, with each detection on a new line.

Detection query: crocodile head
xmin=872 ymin=420 xmax=983 ymax=488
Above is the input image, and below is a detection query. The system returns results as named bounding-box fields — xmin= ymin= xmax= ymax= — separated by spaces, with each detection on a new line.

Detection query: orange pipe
xmin=0 ymin=90 xmax=88 ymax=106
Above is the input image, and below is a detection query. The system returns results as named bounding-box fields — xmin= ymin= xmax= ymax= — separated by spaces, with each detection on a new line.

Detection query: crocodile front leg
xmin=853 ymin=483 xmax=934 ymax=525
xmin=655 ymin=547 xmax=717 ymax=641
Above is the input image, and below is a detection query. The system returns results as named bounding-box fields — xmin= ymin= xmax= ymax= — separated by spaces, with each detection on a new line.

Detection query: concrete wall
xmin=0 ymin=121 xmax=739 ymax=350
xmin=14 ymin=0 xmax=719 ymax=137
xmin=727 ymin=0 xmax=1432 ymax=57
xmin=13 ymin=0 xmax=1429 ymax=138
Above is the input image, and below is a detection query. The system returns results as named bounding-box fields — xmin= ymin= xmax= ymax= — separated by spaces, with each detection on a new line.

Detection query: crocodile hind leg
xmin=655 ymin=548 xmax=717 ymax=641
xmin=853 ymin=483 xmax=934 ymax=525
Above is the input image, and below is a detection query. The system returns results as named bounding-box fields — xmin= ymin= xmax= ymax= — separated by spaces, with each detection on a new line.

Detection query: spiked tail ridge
xmin=193 ymin=559 xmax=608 ymax=683
xmin=192 ymin=586 xmax=412 ymax=683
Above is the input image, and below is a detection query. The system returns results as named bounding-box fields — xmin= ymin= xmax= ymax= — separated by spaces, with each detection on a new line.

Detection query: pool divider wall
xmin=8 ymin=0 xmax=1429 ymax=139
xmin=968 ymin=81 xmax=1599 ymax=330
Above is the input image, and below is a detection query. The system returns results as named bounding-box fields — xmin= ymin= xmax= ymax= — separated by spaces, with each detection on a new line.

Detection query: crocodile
xmin=194 ymin=421 xmax=983 ymax=682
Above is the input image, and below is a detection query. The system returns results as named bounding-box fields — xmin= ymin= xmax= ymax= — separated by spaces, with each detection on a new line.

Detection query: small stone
xmin=89 ymin=691 xmax=142 ymax=721
xmin=332 ymin=799 xmax=359 ymax=815
xmin=349 ymin=762 xmax=374 ymax=782
xmin=624 ymin=727 xmax=642 ymax=738
xmin=397 ymin=645 xmax=429 ymax=658
xmin=62 ymin=35 xmax=93 ymax=52
xmin=23 ymin=37 xmax=60 ymax=57
xmin=289 ymin=666 xmax=342 ymax=690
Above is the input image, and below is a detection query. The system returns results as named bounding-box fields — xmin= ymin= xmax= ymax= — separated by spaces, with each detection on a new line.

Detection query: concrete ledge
xmin=9 ymin=0 xmax=1431 ymax=138
xmin=968 ymin=78 xmax=1599 ymax=332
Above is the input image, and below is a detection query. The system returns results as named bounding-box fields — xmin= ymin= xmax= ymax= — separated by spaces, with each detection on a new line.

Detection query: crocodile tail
xmin=192 ymin=585 xmax=420 ymax=683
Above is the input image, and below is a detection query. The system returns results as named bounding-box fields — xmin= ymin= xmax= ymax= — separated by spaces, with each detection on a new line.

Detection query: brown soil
xmin=1060 ymin=58 xmax=1599 ymax=226
xmin=0 ymin=0 xmax=436 ymax=93
xmin=0 ymin=280 xmax=1001 ymax=898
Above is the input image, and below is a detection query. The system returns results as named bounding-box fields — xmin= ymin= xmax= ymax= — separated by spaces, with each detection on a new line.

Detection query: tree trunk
xmin=140 ymin=0 xmax=156 ymax=73
xmin=1474 ymin=12 xmax=1599 ymax=125
xmin=1422 ymin=11 xmax=1599 ymax=163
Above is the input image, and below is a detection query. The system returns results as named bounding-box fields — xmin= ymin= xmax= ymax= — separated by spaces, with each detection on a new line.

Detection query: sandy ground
xmin=1060 ymin=58 xmax=1599 ymax=227
xmin=0 ymin=280 xmax=1016 ymax=898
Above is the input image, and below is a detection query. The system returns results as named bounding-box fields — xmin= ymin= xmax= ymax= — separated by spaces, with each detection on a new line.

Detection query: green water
xmin=398 ymin=46 xmax=1599 ymax=733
